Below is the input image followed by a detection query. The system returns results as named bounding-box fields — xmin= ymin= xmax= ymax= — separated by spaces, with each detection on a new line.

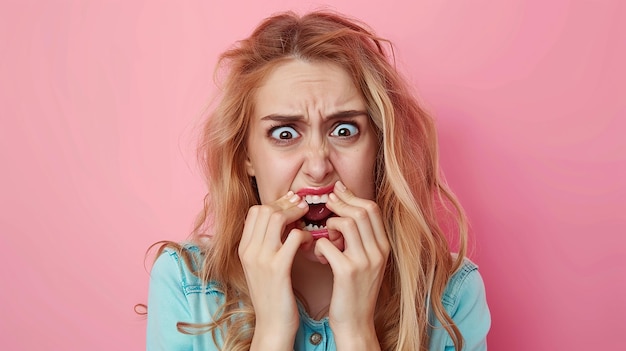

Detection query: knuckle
xmin=380 ymin=240 xmax=391 ymax=259
xmin=334 ymin=216 xmax=357 ymax=231
xmin=269 ymin=211 xmax=287 ymax=224
xmin=346 ymin=218 xmax=358 ymax=232
xmin=337 ymin=258 xmax=368 ymax=275
xmin=325 ymin=216 xmax=338 ymax=226
xmin=353 ymin=259 xmax=370 ymax=272
xmin=258 ymin=205 xmax=274 ymax=216
xmin=238 ymin=250 xmax=252 ymax=264
xmin=363 ymin=200 xmax=381 ymax=215
xmin=370 ymin=252 xmax=387 ymax=268
xmin=247 ymin=205 xmax=260 ymax=216
xmin=237 ymin=240 xmax=248 ymax=256
xmin=353 ymin=207 xmax=368 ymax=221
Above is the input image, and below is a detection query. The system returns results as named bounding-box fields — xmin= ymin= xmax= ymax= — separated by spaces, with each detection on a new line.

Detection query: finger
xmin=314 ymin=237 xmax=347 ymax=268
xmin=328 ymin=181 xmax=388 ymax=252
xmin=325 ymin=216 xmax=366 ymax=254
xmin=249 ymin=192 xmax=308 ymax=250
xmin=326 ymin=190 xmax=377 ymax=253
xmin=276 ymin=228 xmax=313 ymax=264
xmin=239 ymin=204 xmax=262 ymax=255
xmin=326 ymin=228 xmax=345 ymax=252
xmin=263 ymin=193 xmax=309 ymax=246
xmin=278 ymin=191 xmax=307 ymax=211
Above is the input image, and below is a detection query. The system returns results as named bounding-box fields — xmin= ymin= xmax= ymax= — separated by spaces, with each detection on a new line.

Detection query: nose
xmin=302 ymin=137 xmax=333 ymax=183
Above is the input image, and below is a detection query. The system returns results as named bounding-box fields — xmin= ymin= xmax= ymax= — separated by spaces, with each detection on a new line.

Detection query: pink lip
xmin=309 ymin=228 xmax=330 ymax=240
xmin=295 ymin=184 xmax=335 ymax=197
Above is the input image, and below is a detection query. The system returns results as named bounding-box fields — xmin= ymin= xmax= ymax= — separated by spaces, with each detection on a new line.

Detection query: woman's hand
xmin=238 ymin=191 xmax=311 ymax=351
xmin=315 ymin=181 xmax=390 ymax=351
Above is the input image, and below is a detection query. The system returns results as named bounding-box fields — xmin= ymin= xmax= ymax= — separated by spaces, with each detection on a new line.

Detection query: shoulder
xmin=147 ymin=243 xmax=225 ymax=350
xmin=150 ymin=243 xmax=219 ymax=295
xmin=441 ymin=257 xmax=483 ymax=309
xmin=430 ymin=256 xmax=491 ymax=350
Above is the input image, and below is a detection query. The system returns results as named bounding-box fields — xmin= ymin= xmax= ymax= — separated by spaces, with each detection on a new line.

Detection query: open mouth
xmin=296 ymin=186 xmax=335 ymax=239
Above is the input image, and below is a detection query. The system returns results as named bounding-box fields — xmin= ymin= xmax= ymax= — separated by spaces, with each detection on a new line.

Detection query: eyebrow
xmin=260 ymin=110 xmax=368 ymax=122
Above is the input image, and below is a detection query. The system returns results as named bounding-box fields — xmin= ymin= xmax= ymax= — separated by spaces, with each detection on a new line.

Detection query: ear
xmin=245 ymin=156 xmax=255 ymax=177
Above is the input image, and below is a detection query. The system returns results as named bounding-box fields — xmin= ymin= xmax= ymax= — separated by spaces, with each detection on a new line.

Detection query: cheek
xmin=253 ymin=155 xmax=301 ymax=203
xmin=332 ymin=151 xmax=377 ymax=199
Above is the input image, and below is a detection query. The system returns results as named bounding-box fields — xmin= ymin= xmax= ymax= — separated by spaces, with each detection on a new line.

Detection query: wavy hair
xmin=164 ymin=10 xmax=468 ymax=351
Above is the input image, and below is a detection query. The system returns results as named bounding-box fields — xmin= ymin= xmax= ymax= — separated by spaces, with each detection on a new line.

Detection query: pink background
xmin=1 ymin=0 xmax=624 ymax=350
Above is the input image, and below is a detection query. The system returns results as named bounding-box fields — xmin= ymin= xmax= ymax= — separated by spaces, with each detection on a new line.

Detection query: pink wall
xmin=1 ymin=0 xmax=624 ymax=350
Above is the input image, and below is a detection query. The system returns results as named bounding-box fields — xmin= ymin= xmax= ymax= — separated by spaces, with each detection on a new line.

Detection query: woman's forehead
xmin=252 ymin=60 xmax=365 ymax=117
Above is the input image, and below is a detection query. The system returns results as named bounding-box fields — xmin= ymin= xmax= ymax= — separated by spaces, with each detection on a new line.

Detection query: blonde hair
xmin=164 ymin=10 xmax=468 ymax=351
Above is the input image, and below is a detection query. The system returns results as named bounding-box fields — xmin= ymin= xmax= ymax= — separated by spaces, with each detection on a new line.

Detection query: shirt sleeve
xmin=430 ymin=262 xmax=491 ymax=351
xmin=146 ymin=250 xmax=195 ymax=351
xmin=449 ymin=268 xmax=491 ymax=350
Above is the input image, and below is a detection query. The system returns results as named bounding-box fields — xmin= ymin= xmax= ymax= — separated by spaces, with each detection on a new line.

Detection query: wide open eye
xmin=270 ymin=126 xmax=300 ymax=140
xmin=330 ymin=123 xmax=359 ymax=137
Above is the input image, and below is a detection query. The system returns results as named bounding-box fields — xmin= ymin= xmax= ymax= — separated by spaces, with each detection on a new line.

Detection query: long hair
xmin=168 ymin=10 xmax=468 ymax=351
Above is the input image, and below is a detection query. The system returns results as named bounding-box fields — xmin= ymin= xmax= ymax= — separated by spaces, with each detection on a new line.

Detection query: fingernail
xmin=297 ymin=199 xmax=308 ymax=208
xmin=285 ymin=191 xmax=294 ymax=198
xmin=335 ymin=181 xmax=347 ymax=192
xmin=329 ymin=193 xmax=338 ymax=202
xmin=289 ymin=194 xmax=300 ymax=203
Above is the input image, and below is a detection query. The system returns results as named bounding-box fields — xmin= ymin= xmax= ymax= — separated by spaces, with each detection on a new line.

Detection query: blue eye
xmin=330 ymin=123 xmax=359 ymax=137
xmin=270 ymin=126 xmax=300 ymax=140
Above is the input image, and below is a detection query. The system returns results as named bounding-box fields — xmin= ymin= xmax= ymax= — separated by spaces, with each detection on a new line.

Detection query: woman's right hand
xmin=238 ymin=191 xmax=311 ymax=351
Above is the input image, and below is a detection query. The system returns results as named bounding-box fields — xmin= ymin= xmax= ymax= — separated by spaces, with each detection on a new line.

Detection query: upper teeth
xmin=304 ymin=194 xmax=329 ymax=205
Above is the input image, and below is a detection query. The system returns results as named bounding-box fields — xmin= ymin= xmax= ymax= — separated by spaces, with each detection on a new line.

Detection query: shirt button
xmin=309 ymin=332 xmax=322 ymax=345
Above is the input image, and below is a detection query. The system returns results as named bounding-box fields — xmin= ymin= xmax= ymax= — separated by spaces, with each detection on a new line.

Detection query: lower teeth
xmin=303 ymin=223 xmax=326 ymax=231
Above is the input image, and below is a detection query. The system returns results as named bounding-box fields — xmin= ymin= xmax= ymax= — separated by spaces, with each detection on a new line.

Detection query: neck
xmin=291 ymin=253 xmax=334 ymax=320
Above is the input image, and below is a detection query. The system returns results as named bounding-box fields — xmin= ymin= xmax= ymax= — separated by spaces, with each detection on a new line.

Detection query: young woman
xmin=146 ymin=10 xmax=490 ymax=351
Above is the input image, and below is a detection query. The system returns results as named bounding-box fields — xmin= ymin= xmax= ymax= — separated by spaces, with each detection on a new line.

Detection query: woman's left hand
xmin=314 ymin=181 xmax=390 ymax=350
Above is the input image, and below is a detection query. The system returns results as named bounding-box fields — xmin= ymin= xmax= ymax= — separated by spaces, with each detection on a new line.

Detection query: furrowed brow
xmin=260 ymin=114 xmax=304 ymax=122
xmin=259 ymin=110 xmax=368 ymax=122
xmin=326 ymin=110 xmax=369 ymax=120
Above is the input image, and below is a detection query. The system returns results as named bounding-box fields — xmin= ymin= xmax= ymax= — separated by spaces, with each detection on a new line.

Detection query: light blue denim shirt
xmin=146 ymin=246 xmax=490 ymax=350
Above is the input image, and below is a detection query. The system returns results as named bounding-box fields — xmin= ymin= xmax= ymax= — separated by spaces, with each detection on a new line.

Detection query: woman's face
xmin=245 ymin=59 xmax=378 ymax=240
